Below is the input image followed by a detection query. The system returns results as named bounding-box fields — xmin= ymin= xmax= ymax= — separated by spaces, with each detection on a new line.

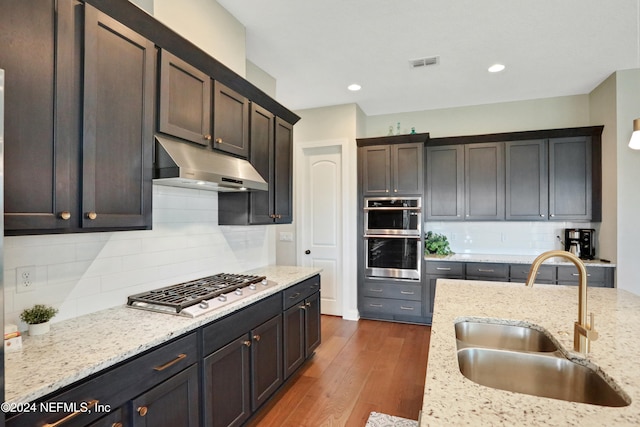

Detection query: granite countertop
xmin=4 ymin=265 xmax=321 ymax=405
xmin=421 ymin=280 xmax=640 ymax=426
xmin=424 ymin=253 xmax=616 ymax=267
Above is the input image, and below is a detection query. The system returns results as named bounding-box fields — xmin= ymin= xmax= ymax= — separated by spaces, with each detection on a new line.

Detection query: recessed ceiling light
xmin=347 ymin=83 xmax=361 ymax=91
xmin=488 ymin=64 xmax=505 ymax=73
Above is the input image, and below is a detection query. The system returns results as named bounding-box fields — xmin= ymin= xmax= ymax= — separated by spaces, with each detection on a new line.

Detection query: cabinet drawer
xmin=425 ymin=261 xmax=464 ymax=276
xmin=361 ymin=297 xmax=422 ymax=317
xmin=361 ymin=281 xmax=421 ymax=301
xmin=557 ymin=266 xmax=605 ymax=284
xmin=509 ymin=264 xmax=556 ymax=282
xmin=283 ymin=275 xmax=321 ymax=309
xmin=7 ymin=332 xmax=198 ymax=427
xmin=203 ymin=293 xmax=281 ymax=355
xmin=466 ymin=263 xmax=509 ymax=279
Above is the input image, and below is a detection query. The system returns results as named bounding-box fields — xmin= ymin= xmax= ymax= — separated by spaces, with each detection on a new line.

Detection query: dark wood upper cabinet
xmin=425 ymin=145 xmax=464 ymax=220
xmin=82 ymin=4 xmax=154 ymax=229
xmin=505 ymin=139 xmax=548 ymax=220
xmin=1 ymin=0 xmax=80 ymax=233
xmin=549 ymin=136 xmax=593 ymax=221
xmin=213 ymin=80 xmax=250 ymax=158
xmin=358 ymin=138 xmax=425 ymax=197
xmin=249 ymin=104 xmax=275 ymax=224
xmin=158 ymin=49 xmax=212 ymax=146
xmin=273 ymin=118 xmax=294 ymax=223
xmin=464 ymin=142 xmax=505 ymax=220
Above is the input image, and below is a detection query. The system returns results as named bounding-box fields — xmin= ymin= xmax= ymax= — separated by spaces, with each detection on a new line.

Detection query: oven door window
xmin=365 ymin=236 xmax=421 ymax=280
xmin=367 ymin=209 xmax=420 ymax=233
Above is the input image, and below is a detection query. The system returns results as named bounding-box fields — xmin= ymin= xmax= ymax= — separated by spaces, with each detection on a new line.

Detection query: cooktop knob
xmin=235 ymin=288 xmax=243 ymax=296
xmin=199 ymin=300 xmax=209 ymax=309
xmin=261 ymin=279 xmax=268 ymax=286
xmin=218 ymin=295 xmax=227 ymax=302
xmin=249 ymin=283 xmax=257 ymax=290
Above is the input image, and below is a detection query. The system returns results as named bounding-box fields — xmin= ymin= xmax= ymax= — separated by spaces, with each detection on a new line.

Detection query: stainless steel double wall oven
xmin=363 ymin=197 xmax=422 ymax=280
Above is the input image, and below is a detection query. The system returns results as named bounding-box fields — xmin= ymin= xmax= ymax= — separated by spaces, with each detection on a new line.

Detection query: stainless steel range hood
xmin=153 ymin=135 xmax=268 ymax=192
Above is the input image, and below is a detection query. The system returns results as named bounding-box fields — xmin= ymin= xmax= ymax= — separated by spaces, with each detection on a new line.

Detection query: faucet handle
xmin=587 ymin=312 xmax=599 ymax=341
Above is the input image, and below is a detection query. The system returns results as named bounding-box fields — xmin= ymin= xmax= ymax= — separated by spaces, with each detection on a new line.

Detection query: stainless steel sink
xmin=457 ymin=347 xmax=630 ymax=407
xmin=455 ymin=320 xmax=558 ymax=352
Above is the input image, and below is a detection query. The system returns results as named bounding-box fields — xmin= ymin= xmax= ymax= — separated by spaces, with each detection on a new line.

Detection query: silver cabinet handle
xmin=572 ymin=273 xmax=591 ymax=277
xmin=400 ymin=291 xmax=415 ymax=295
xmin=478 ymin=269 xmax=495 ymax=273
xmin=369 ymin=303 xmax=383 ymax=308
xmin=369 ymin=288 xmax=383 ymax=293
xmin=435 ymin=267 xmax=451 ymax=271
xmin=400 ymin=306 xmax=415 ymax=311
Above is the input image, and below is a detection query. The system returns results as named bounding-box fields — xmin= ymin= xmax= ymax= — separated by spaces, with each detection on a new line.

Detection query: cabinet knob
xmin=253 ymin=334 xmax=261 ymax=342
xmin=243 ymin=340 xmax=252 ymax=347
xmin=137 ymin=406 xmax=148 ymax=417
xmin=215 ymin=138 xmax=223 ymax=144
xmin=305 ymin=302 xmax=312 ymax=307
xmin=540 ymin=214 xmax=545 ymax=217
xmin=112 ymin=423 xmax=123 ymax=427
xmin=299 ymin=304 xmax=307 ymax=310
xmin=204 ymin=134 xmax=212 ymax=140
xmin=86 ymin=211 xmax=97 ymax=220
xmin=59 ymin=211 xmax=71 ymax=220
xmin=550 ymin=214 xmax=555 ymax=217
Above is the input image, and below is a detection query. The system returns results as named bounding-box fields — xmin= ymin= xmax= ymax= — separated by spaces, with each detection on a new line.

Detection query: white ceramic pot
xmin=28 ymin=321 xmax=50 ymax=336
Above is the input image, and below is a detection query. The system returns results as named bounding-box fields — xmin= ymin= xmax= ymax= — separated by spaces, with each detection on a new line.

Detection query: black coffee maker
xmin=564 ymin=228 xmax=595 ymax=260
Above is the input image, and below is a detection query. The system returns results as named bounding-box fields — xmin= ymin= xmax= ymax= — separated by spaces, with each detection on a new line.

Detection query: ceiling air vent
xmin=409 ymin=56 xmax=440 ymax=69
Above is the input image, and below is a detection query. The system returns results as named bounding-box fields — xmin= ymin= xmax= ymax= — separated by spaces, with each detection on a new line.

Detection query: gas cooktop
xmin=127 ymin=273 xmax=277 ymax=317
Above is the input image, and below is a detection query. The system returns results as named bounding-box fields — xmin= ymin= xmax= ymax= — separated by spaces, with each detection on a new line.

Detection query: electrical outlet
xmin=16 ymin=266 xmax=36 ymax=293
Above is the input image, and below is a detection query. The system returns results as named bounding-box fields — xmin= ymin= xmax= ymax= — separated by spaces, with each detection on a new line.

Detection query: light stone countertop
xmin=421 ymin=279 xmax=640 ymax=426
xmin=4 ymin=265 xmax=322 ymax=405
xmin=424 ymin=253 xmax=616 ymax=267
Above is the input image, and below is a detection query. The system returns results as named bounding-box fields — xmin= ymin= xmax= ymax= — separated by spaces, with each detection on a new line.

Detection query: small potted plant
xmin=424 ymin=231 xmax=454 ymax=256
xmin=20 ymin=304 xmax=58 ymax=336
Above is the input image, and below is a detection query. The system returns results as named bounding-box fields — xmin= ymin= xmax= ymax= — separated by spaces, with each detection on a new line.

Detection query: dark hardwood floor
xmin=247 ymin=315 xmax=432 ymax=427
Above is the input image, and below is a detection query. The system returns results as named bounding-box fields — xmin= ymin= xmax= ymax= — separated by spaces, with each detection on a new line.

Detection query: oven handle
xmin=363 ymin=234 xmax=421 ymax=239
xmin=363 ymin=207 xmax=422 ymax=211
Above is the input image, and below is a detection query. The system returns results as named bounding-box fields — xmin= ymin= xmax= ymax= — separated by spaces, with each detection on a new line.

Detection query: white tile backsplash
xmin=426 ymin=221 xmax=600 ymax=255
xmin=4 ymin=185 xmax=275 ymax=329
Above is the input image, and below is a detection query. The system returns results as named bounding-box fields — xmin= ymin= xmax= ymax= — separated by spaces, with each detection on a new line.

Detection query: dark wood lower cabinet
xmin=6 ymin=276 xmax=321 ymax=427
xmin=204 ymin=335 xmax=252 ymax=427
xmin=132 ymin=365 xmax=199 ymax=427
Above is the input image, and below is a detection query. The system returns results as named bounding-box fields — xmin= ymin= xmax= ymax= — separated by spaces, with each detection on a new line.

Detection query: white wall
xmin=246 ymin=60 xmax=277 ymax=98
xmin=589 ymin=73 xmax=618 ymax=264
xmin=365 ymin=95 xmax=591 ymax=138
xmin=152 ymin=0 xmax=247 ymax=77
xmin=614 ymin=69 xmax=640 ymax=295
xmin=5 ymin=186 xmax=275 ymax=330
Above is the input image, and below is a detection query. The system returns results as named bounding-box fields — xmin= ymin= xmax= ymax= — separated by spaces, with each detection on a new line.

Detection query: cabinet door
xmin=283 ymin=303 xmax=305 ymax=379
xmin=204 ymin=335 xmax=252 ymax=427
xmin=158 ymin=49 xmax=211 ymax=146
xmin=465 ymin=142 xmax=504 ymax=220
xmin=361 ymin=145 xmax=391 ymax=195
xmin=425 ymin=145 xmax=464 ymax=220
xmin=274 ymin=118 xmax=294 ymax=223
xmin=132 ymin=364 xmax=199 ymax=427
xmin=304 ymin=292 xmax=322 ymax=356
xmin=505 ymin=140 xmax=548 ymax=220
xmin=249 ymin=103 xmax=275 ymax=224
xmin=392 ymin=143 xmax=423 ymax=195
xmin=549 ymin=137 xmax=592 ymax=221
xmin=1 ymin=0 xmax=80 ymax=233
xmin=251 ymin=315 xmax=283 ymax=410
xmin=83 ymin=5 xmax=154 ymax=229
xmin=212 ymin=81 xmax=249 ymax=158
xmin=87 ymin=407 xmax=125 ymax=427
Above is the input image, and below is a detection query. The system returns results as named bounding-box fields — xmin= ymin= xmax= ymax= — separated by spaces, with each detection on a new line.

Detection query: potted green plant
xmin=424 ymin=231 xmax=454 ymax=256
xmin=20 ymin=304 xmax=58 ymax=336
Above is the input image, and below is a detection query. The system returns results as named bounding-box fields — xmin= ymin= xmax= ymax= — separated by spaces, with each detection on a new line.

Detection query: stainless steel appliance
xmin=564 ymin=228 xmax=595 ymax=260
xmin=127 ymin=273 xmax=278 ymax=317
xmin=364 ymin=197 xmax=421 ymax=236
xmin=363 ymin=197 xmax=422 ymax=280
xmin=364 ymin=235 xmax=421 ymax=280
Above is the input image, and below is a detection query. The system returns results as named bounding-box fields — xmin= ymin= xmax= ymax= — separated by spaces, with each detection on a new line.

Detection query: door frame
xmin=294 ymin=138 xmax=358 ymax=321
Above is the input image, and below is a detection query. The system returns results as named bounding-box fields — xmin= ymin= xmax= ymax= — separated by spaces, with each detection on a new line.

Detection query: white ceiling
xmin=217 ymin=0 xmax=640 ymax=117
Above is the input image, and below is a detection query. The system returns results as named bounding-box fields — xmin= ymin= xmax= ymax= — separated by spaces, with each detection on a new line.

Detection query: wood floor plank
xmin=246 ymin=316 xmax=431 ymax=427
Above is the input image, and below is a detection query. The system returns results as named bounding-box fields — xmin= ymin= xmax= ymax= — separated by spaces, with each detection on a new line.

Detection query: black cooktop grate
xmin=127 ymin=273 xmax=266 ymax=312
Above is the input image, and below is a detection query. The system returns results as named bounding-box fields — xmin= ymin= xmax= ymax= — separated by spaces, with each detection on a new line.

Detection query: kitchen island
xmin=4 ymin=265 xmax=321 ymax=406
xmin=421 ymin=279 xmax=640 ymax=426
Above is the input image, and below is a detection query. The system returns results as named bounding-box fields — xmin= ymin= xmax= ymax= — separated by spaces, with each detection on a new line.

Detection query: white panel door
xmin=300 ymin=145 xmax=342 ymax=315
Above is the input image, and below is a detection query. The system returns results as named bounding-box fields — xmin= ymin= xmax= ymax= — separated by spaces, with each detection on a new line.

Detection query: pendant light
xmin=630 ymin=118 xmax=640 ymax=150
